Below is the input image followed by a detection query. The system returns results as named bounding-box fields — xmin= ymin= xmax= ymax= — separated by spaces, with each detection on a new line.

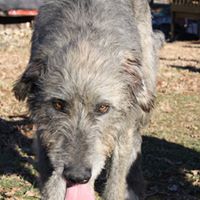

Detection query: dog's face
xmin=13 ymin=42 xmax=154 ymax=184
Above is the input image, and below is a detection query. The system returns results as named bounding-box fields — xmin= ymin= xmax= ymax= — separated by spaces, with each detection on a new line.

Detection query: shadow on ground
xmin=0 ymin=117 xmax=37 ymax=186
xmin=143 ymin=136 xmax=200 ymax=200
xmin=169 ymin=65 xmax=200 ymax=73
xmin=0 ymin=118 xmax=199 ymax=199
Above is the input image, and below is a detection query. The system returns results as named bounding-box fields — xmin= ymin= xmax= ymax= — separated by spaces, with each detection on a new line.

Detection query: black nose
xmin=63 ymin=166 xmax=92 ymax=185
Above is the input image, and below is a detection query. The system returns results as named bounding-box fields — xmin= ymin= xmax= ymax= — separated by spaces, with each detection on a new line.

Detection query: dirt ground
xmin=0 ymin=26 xmax=199 ymax=200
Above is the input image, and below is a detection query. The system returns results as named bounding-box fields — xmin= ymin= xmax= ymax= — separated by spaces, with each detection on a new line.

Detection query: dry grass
xmin=143 ymin=40 xmax=200 ymax=200
xmin=0 ymin=26 xmax=199 ymax=199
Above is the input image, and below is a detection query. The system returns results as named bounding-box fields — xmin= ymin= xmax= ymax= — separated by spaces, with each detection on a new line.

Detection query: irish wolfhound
xmin=13 ymin=0 xmax=163 ymax=199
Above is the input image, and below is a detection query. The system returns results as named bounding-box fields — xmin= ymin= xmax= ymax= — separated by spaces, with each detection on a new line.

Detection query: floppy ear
xmin=13 ymin=60 xmax=44 ymax=101
xmin=122 ymin=51 xmax=155 ymax=112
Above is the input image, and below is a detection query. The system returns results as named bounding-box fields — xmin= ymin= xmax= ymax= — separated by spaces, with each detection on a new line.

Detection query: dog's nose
xmin=63 ymin=166 xmax=92 ymax=185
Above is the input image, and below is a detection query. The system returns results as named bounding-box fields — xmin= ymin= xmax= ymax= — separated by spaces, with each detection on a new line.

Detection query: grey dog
xmin=13 ymin=0 xmax=163 ymax=199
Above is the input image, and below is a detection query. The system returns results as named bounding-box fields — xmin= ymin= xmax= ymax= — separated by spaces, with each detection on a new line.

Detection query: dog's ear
xmin=122 ymin=51 xmax=155 ymax=112
xmin=13 ymin=60 xmax=44 ymax=101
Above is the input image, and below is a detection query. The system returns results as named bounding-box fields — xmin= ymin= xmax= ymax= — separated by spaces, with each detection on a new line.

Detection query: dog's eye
xmin=96 ymin=103 xmax=110 ymax=115
xmin=52 ymin=99 xmax=67 ymax=113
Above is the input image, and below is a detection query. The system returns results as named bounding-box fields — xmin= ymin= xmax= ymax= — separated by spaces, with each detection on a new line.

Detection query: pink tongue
xmin=65 ymin=184 xmax=95 ymax=200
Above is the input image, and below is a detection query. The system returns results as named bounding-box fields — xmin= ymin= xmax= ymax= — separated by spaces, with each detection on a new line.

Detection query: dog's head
xmin=13 ymin=41 xmax=154 ymax=185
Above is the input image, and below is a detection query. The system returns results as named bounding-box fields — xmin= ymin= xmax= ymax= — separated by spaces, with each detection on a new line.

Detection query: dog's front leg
xmin=41 ymin=171 xmax=66 ymax=200
xmin=103 ymin=129 xmax=142 ymax=200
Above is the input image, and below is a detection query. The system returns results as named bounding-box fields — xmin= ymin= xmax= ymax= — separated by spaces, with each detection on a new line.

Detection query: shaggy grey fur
xmin=13 ymin=0 xmax=163 ymax=199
